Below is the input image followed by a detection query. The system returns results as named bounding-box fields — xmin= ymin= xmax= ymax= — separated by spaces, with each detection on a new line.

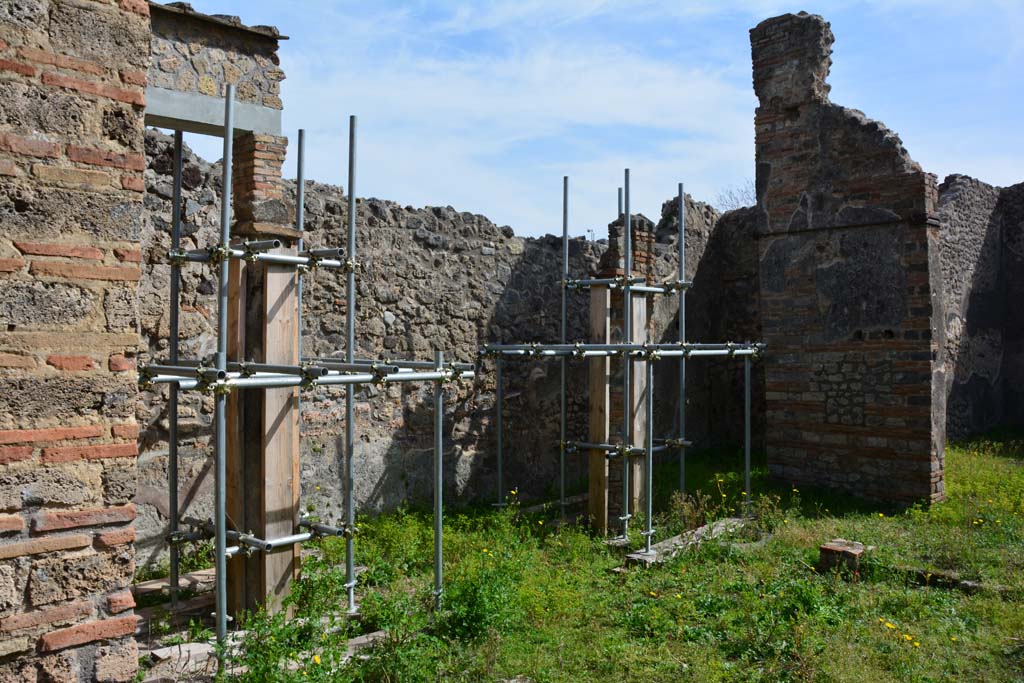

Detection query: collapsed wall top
xmin=750 ymin=12 xmax=947 ymax=503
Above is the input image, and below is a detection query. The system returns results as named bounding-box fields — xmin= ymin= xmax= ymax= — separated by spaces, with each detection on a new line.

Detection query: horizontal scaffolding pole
xmin=306 ymin=356 xmax=475 ymax=372
xmin=299 ymin=518 xmax=347 ymax=537
xmin=171 ymin=246 xmax=348 ymax=270
xmin=140 ymin=366 xmax=475 ymax=391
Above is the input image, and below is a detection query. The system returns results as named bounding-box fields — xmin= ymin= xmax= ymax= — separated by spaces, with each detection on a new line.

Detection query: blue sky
xmin=181 ymin=1 xmax=1022 ymax=238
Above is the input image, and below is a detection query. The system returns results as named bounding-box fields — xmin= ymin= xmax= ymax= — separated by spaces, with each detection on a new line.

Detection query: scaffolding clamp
xmin=206 ymin=244 xmax=232 ymax=266
xmin=167 ymin=248 xmax=190 ymax=266
xmin=562 ymin=278 xmax=579 ymax=290
xmin=727 ymin=341 xmax=736 ymax=356
xmin=571 ymin=342 xmax=586 ymax=359
xmin=528 ymin=342 xmax=543 ymax=358
xmin=342 ymin=523 xmax=359 ymax=540
xmin=341 ymin=258 xmax=361 ymax=274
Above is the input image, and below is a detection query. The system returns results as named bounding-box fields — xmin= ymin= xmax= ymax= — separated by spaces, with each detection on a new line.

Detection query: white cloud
xmin=182 ymin=0 xmax=1021 ymax=236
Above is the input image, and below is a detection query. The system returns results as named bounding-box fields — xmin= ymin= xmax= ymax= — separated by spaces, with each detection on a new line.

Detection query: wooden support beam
xmin=225 ymin=247 xmax=300 ymax=616
xmin=588 ymin=286 xmax=610 ymax=534
xmin=628 ymin=291 xmax=647 ymax=516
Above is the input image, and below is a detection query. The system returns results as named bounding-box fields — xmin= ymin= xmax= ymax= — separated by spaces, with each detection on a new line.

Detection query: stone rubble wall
xmin=149 ymin=3 xmax=284 ymax=109
xmin=0 ymin=0 xmax=150 ymax=681
xmin=133 ymin=130 xmax=760 ymax=565
xmin=996 ymin=183 xmax=1024 ymax=429
xmin=937 ymin=175 xmax=1004 ymax=439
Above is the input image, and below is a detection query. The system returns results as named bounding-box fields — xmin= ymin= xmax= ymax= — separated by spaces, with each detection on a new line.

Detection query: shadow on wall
xmin=295 ymin=197 xmax=607 ymax=521
xmin=940 ymin=177 xmax=1024 ymax=440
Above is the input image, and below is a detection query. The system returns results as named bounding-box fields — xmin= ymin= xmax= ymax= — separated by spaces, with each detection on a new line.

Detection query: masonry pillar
xmin=750 ymin=13 xmax=946 ymax=502
xmin=225 ymin=132 xmax=300 ymax=615
xmin=589 ymin=215 xmax=655 ymax=532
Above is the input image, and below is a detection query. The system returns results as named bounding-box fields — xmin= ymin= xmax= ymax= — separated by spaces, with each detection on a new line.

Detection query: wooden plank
xmin=225 ymin=258 xmax=247 ymax=616
xmin=258 ymin=248 xmax=300 ymax=613
xmin=629 ymin=291 xmax=647 ymax=515
xmin=588 ymin=286 xmax=610 ymax=534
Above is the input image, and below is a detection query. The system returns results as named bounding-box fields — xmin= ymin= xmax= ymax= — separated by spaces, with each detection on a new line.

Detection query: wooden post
xmin=629 ymin=290 xmax=647 ymax=516
xmin=588 ymin=286 xmax=611 ymax=534
xmin=225 ymin=132 xmax=301 ymax=616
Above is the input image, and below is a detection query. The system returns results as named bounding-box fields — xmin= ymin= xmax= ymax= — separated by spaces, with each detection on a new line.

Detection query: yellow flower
xmin=885 ymin=622 xmax=896 ymax=630
xmin=878 ymin=513 xmax=885 ymax=518
xmin=481 ymin=547 xmax=488 ymax=553
xmin=951 ymin=636 xmax=958 ymax=641
xmin=649 ymin=591 xmax=657 ymax=597
xmin=904 ymin=634 xmax=912 ymax=641
xmin=878 ymin=618 xmax=885 ymax=623
xmin=538 ymin=520 xmax=543 ymax=525
xmin=675 ymin=594 xmax=682 ymax=599
xmin=913 ymin=642 xmax=920 ymax=648
xmin=313 ymin=654 xmax=321 ymax=665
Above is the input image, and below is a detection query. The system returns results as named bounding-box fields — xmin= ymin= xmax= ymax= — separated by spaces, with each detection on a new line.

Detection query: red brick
xmin=67 ymin=145 xmax=145 ymax=172
xmin=120 ymin=174 xmax=144 ymax=192
xmin=0 ymin=425 xmax=104 ymax=446
xmin=0 ymin=533 xmax=91 ymax=560
xmin=0 ymin=514 xmax=24 ymax=534
xmin=94 ymin=527 xmax=135 ymax=549
xmin=32 ymin=163 xmax=112 ymax=190
xmin=42 ymin=72 xmax=144 ymax=106
xmin=107 ymin=354 xmax=135 ymax=372
xmin=0 ymin=258 xmax=25 ymax=273
xmin=110 ymin=423 xmax=139 ymax=440
xmin=118 ymin=0 xmax=149 ymax=17
xmin=0 ymin=600 xmax=92 ymax=633
xmin=39 ymin=615 xmax=138 ymax=652
xmin=16 ymin=47 xmax=105 ymax=76
xmin=14 ymin=241 xmax=103 ymax=260
xmin=41 ymin=443 xmax=137 ymax=464
xmin=0 ymin=352 xmax=35 ymax=369
xmin=106 ymin=590 xmax=134 ymax=614
xmin=33 ymin=504 xmax=135 ymax=533
xmin=119 ymin=69 xmax=146 ymax=87
xmin=0 ymin=158 xmax=20 ymax=176
xmin=0 ymin=446 xmax=33 ymax=465
xmin=46 ymin=355 xmax=95 ymax=372
xmin=0 ymin=133 xmax=60 ymax=159
xmin=0 ymin=59 xmax=37 ymax=77
xmin=30 ymin=261 xmax=140 ymax=282
xmin=112 ymin=248 xmax=140 ymax=263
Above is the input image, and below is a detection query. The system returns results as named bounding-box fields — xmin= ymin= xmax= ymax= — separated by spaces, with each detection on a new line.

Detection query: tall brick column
xmin=750 ymin=13 xmax=946 ymax=502
xmin=589 ymin=214 xmax=655 ymax=532
xmin=225 ymin=131 xmax=301 ymax=615
xmin=0 ymin=0 xmax=150 ymax=680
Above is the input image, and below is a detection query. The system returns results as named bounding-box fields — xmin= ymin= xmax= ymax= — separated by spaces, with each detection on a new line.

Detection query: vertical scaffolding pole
xmin=744 ymin=355 xmax=751 ymax=517
xmin=559 ymin=176 xmax=568 ymax=518
xmin=433 ymin=350 xmax=444 ymax=609
xmin=677 ymin=182 xmax=687 ymax=493
xmin=621 ymin=168 xmax=632 ymax=537
xmin=168 ymin=131 xmax=183 ymax=608
xmin=644 ymin=357 xmax=654 ymax=554
xmin=495 ymin=356 xmax=503 ymax=506
xmin=344 ymin=116 xmax=358 ymax=613
xmin=214 ymin=84 xmax=235 ymax=650
xmin=296 ymin=129 xmax=305 ymax=368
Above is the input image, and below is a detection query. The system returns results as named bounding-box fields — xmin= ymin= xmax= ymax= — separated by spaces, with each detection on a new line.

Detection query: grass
xmin=213 ymin=431 xmax=1024 ymax=682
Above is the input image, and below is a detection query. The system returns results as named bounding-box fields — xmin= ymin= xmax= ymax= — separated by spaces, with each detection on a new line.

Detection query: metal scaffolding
xmin=142 ymin=85 xmax=474 ymax=658
xmin=483 ymin=173 xmax=764 ymax=555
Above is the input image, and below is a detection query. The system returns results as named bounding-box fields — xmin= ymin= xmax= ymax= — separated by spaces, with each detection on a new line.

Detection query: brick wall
xmin=751 ymin=12 xmax=946 ymax=502
xmin=0 ymin=0 xmax=149 ymax=680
